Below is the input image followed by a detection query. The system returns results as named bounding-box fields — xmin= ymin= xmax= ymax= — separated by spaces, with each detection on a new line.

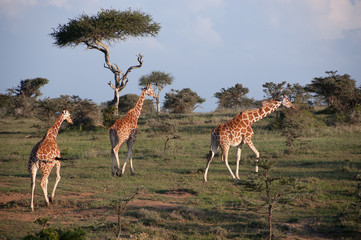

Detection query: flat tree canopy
xmin=50 ymin=8 xmax=161 ymax=115
xmin=51 ymin=8 xmax=160 ymax=47
xmin=139 ymin=71 xmax=174 ymax=113
xmin=164 ymin=88 xmax=205 ymax=113
xmin=214 ymin=83 xmax=254 ymax=109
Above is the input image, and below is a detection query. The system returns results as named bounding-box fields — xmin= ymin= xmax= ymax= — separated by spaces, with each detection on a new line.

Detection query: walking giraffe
xmin=204 ymin=95 xmax=295 ymax=182
xmin=28 ymin=109 xmax=73 ymax=211
xmin=109 ymin=83 xmax=156 ymax=176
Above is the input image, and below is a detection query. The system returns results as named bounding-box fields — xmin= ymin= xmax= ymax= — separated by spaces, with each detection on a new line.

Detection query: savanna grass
xmin=0 ymin=114 xmax=360 ymax=239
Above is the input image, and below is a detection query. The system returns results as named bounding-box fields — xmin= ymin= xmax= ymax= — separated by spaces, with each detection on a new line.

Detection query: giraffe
xmin=109 ymin=83 xmax=157 ymax=177
xmin=28 ymin=109 xmax=73 ymax=211
xmin=203 ymin=95 xmax=295 ymax=182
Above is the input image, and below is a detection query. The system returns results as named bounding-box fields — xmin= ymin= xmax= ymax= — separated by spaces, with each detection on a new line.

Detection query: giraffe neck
xmin=131 ymin=89 xmax=147 ymax=120
xmin=46 ymin=114 xmax=65 ymax=139
xmin=251 ymin=100 xmax=282 ymax=124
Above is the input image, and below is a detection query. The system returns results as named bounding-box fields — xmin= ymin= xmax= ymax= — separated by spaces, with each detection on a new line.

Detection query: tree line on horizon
xmin=1 ymin=70 xmax=360 ymax=129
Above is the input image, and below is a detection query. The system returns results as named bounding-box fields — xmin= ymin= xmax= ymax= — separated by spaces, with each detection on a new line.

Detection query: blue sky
xmin=1 ymin=0 xmax=361 ymax=112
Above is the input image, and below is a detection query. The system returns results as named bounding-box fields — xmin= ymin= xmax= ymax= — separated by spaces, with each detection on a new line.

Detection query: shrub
xmin=117 ymin=94 xmax=155 ymax=115
xmin=24 ymin=218 xmax=86 ymax=240
xmin=37 ymin=95 xmax=101 ymax=131
xmin=101 ymin=105 xmax=118 ymax=127
xmin=163 ymin=88 xmax=205 ymax=113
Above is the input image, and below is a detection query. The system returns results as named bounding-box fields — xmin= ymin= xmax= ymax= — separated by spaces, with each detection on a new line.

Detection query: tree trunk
xmin=112 ymin=73 xmax=121 ymax=115
xmin=113 ymin=89 xmax=120 ymax=115
xmin=85 ymin=41 xmax=143 ymax=116
xmin=156 ymin=97 xmax=161 ymax=113
xmin=268 ymin=204 xmax=273 ymax=240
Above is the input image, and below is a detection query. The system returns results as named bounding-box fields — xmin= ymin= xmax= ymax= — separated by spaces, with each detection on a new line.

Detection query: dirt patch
xmin=128 ymin=199 xmax=177 ymax=209
xmin=0 ymin=192 xmax=29 ymax=204
xmin=156 ymin=188 xmax=198 ymax=198
xmin=284 ymin=219 xmax=331 ymax=240
xmin=0 ymin=190 xmax=190 ymax=226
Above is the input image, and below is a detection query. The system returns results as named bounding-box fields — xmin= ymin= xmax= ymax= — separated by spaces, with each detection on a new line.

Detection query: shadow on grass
xmin=118 ymin=204 xmax=270 ymax=239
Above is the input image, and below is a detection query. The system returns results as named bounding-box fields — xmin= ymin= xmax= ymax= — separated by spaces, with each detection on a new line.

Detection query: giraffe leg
xmin=113 ymin=137 xmax=126 ymax=177
xmin=114 ymin=145 xmax=122 ymax=176
xmin=246 ymin=140 xmax=260 ymax=173
xmin=29 ymin=161 xmax=39 ymax=212
xmin=204 ymin=150 xmax=215 ymax=182
xmin=127 ymin=129 xmax=138 ymax=175
xmin=121 ymin=129 xmax=138 ymax=176
xmin=111 ymin=147 xmax=123 ymax=176
xmin=40 ymin=162 xmax=54 ymax=206
xmin=236 ymin=142 xmax=244 ymax=179
xmin=110 ymin=150 xmax=115 ymax=176
xmin=50 ymin=161 xmax=61 ymax=203
xmin=110 ymin=129 xmax=121 ymax=176
xmin=40 ymin=175 xmax=50 ymax=206
xmin=204 ymin=133 xmax=218 ymax=182
xmin=222 ymin=145 xmax=236 ymax=180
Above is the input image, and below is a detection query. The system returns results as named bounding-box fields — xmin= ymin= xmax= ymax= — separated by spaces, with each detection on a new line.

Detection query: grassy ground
xmin=0 ymin=113 xmax=360 ymax=239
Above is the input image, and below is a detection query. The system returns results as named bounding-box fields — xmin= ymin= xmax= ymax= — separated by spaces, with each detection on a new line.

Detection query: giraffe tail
xmin=96 ymin=123 xmax=110 ymax=130
xmin=210 ymin=132 xmax=218 ymax=153
xmin=54 ymin=157 xmax=76 ymax=161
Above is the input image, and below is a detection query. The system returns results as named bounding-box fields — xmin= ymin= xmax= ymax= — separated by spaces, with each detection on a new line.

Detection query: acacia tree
xmin=37 ymin=95 xmax=101 ymax=130
xmin=163 ymin=88 xmax=205 ymax=113
xmin=262 ymin=81 xmax=287 ymax=99
xmin=9 ymin=78 xmax=49 ymax=118
xmin=117 ymin=94 xmax=155 ymax=115
xmin=214 ymin=83 xmax=254 ymax=109
xmin=284 ymin=83 xmax=311 ymax=104
xmin=139 ymin=71 xmax=174 ymax=113
xmin=50 ymin=8 xmax=161 ymax=114
xmin=305 ymin=71 xmax=361 ymax=113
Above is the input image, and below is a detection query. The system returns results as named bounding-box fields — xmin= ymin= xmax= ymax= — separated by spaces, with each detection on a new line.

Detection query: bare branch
xmin=104 ymin=63 xmax=110 ymax=70
xmin=121 ymin=53 xmax=143 ymax=81
xmin=119 ymin=79 xmax=129 ymax=90
xmin=108 ymin=81 xmax=117 ymax=91
xmin=114 ymin=63 xmax=121 ymax=73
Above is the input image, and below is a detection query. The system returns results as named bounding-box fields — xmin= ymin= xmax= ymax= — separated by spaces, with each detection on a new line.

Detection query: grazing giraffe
xmin=28 ymin=109 xmax=73 ymax=211
xmin=204 ymin=95 xmax=295 ymax=182
xmin=110 ymin=83 xmax=156 ymax=176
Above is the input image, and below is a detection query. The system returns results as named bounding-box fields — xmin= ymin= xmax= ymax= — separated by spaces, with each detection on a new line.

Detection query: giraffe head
xmin=144 ymin=83 xmax=157 ymax=99
xmin=61 ymin=108 xmax=73 ymax=124
xmin=281 ymin=95 xmax=296 ymax=110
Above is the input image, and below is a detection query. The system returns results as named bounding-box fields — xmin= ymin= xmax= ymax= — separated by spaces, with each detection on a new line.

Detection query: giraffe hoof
xmin=116 ymin=171 xmax=122 ymax=177
xmin=49 ymin=197 xmax=53 ymax=203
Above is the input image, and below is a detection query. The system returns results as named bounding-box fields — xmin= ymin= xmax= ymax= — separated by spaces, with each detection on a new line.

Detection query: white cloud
xmin=185 ymin=0 xmax=223 ymax=13
xmin=297 ymin=0 xmax=361 ymax=40
xmin=131 ymin=37 xmax=165 ymax=51
xmin=0 ymin=0 xmax=102 ymax=18
xmin=0 ymin=0 xmax=37 ymax=18
xmin=48 ymin=0 xmax=70 ymax=9
xmin=187 ymin=16 xmax=222 ymax=46
xmin=264 ymin=0 xmax=361 ymax=40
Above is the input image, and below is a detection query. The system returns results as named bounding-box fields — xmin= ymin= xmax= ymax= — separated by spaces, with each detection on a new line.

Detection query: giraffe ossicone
xmin=28 ymin=108 xmax=73 ymax=211
xmin=109 ymin=83 xmax=157 ymax=177
xmin=203 ymin=95 xmax=295 ymax=182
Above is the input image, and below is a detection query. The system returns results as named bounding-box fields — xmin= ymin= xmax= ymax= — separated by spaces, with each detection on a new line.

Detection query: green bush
xmin=24 ymin=218 xmax=86 ymax=240
xmin=24 ymin=227 xmax=86 ymax=240
xmin=101 ymin=105 xmax=118 ymax=127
